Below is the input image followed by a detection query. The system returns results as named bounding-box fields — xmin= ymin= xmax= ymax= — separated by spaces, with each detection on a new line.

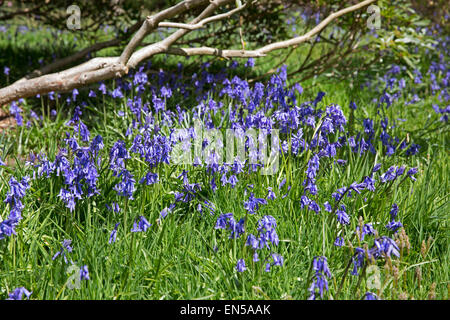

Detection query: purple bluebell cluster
xmin=9 ymin=100 xmax=24 ymax=126
xmin=363 ymin=292 xmax=379 ymax=300
xmin=245 ymin=215 xmax=282 ymax=272
xmin=244 ymin=192 xmax=267 ymax=215
xmin=386 ymin=203 xmax=403 ymax=233
xmin=109 ymin=222 xmax=120 ymax=244
xmin=236 ymin=258 xmax=246 ymax=272
xmin=131 ymin=216 xmax=151 ymax=232
xmin=215 ymin=213 xmax=245 ymax=239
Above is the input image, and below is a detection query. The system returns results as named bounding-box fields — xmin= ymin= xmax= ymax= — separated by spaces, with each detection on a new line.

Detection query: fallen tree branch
xmin=0 ymin=0 xmax=376 ymax=106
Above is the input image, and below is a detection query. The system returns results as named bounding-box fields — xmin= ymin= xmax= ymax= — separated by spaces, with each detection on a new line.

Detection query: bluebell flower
xmin=75 ymin=121 xmax=90 ymax=142
xmin=313 ymin=91 xmax=326 ymax=107
xmin=220 ymin=173 xmax=228 ymax=186
xmin=363 ymin=292 xmax=379 ymax=300
xmin=0 ymin=218 xmax=19 ymax=240
xmin=386 ymin=220 xmax=403 ymax=233
xmin=371 ymin=236 xmax=400 ymax=259
xmin=215 ymin=212 xmax=233 ymax=229
xmin=139 ymin=172 xmax=158 ymax=185
xmin=364 ymin=176 xmax=376 ymax=192
xmin=271 ymin=253 xmax=284 ymax=266
xmin=406 ymin=143 xmax=420 ymax=156
xmin=244 ymin=192 xmax=267 ymax=214
xmin=380 ymin=166 xmax=397 ymax=183
xmin=111 ymin=87 xmax=123 ymax=99
xmin=267 ymin=187 xmax=276 ymax=200
xmin=309 ymin=256 xmax=332 ymax=300
xmin=2 ymin=176 xmax=30 ymax=239
xmin=294 ymin=83 xmax=303 ymax=95
xmin=72 ymin=89 xmax=79 ymax=101
xmin=29 ymin=110 xmax=39 ymax=121
xmin=80 ymin=265 xmax=90 ymax=280
xmin=160 ymin=205 xmax=174 ymax=219
xmin=109 ymin=222 xmax=120 ymax=244
xmin=131 ymin=216 xmax=151 ymax=232
xmin=109 ymin=140 xmax=130 ymax=176
xmin=66 ymin=106 xmax=83 ymax=126
xmin=256 ymin=215 xmax=279 ymax=248
xmin=160 ymin=86 xmax=172 ymax=98
xmin=228 ymin=217 xmax=245 ymax=239
xmin=5 ymin=176 xmax=30 ymax=203
xmin=308 ymin=200 xmax=321 ymax=214
xmin=236 ymin=259 xmax=246 ymax=272
xmin=7 ymin=287 xmax=32 ymax=300
xmin=305 ymin=154 xmax=320 ymax=179
xmin=334 ymin=236 xmax=344 ymax=247
xmin=389 ymin=204 xmax=399 ymax=220
xmin=52 ymin=239 xmax=73 ymax=262
xmin=312 ymin=256 xmax=332 ymax=277
xmin=201 ymin=200 xmax=216 ymax=216
xmin=9 ymin=101 xmax=23 ymax=126
xmin=308 ymin=273 xmax=329 ymax=300
xmin=114 ymin=170 xmax=136 ymax=199
xmin=413 ymin=69 xmax=422 ymax=84
xmin=58 ymin=188 xmax=76 ymax=211
xmin=245 ymin=58 xmax=255 ymax=68
xmin=218 ymin=173 xmax=232 ymax=188
xmin=357 ymin=223 xmax=376 ymax=241
xmin=300 ymin=195 xmax=311 ymax=209
xmin=106 ymin=202 xmax=120 ymax=214
xmin=407 ymin=168 xmax=418 ymax=181
xmin=336 ymin=205 xmax=350 ymax=225
xmin=253 ymin=252 xmax=259 ymax=262
xmin=133 ymin=66 xmax=148 ymax=86
xmin=395 ymin=166 xmax=405 ymax=177
xmin=246 ymin=234 xmax=258 ymax=249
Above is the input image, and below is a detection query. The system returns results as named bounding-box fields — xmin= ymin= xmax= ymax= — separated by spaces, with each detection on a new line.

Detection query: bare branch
xmin=158 ymin=1 xmax=251 ymax=30
xmin=0 ymin=58 xmax=123 ymax=105
xmin=126 ymin=0 xmax=234 ymax=68
xmin=164 ymin=46 xmax=264 ymax=58
xmin=118 ymin=0 xmax=210 ymax=65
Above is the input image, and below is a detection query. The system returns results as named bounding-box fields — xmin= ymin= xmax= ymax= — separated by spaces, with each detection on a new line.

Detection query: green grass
xmin=0 ymin=23 xmax=449 ymax=301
